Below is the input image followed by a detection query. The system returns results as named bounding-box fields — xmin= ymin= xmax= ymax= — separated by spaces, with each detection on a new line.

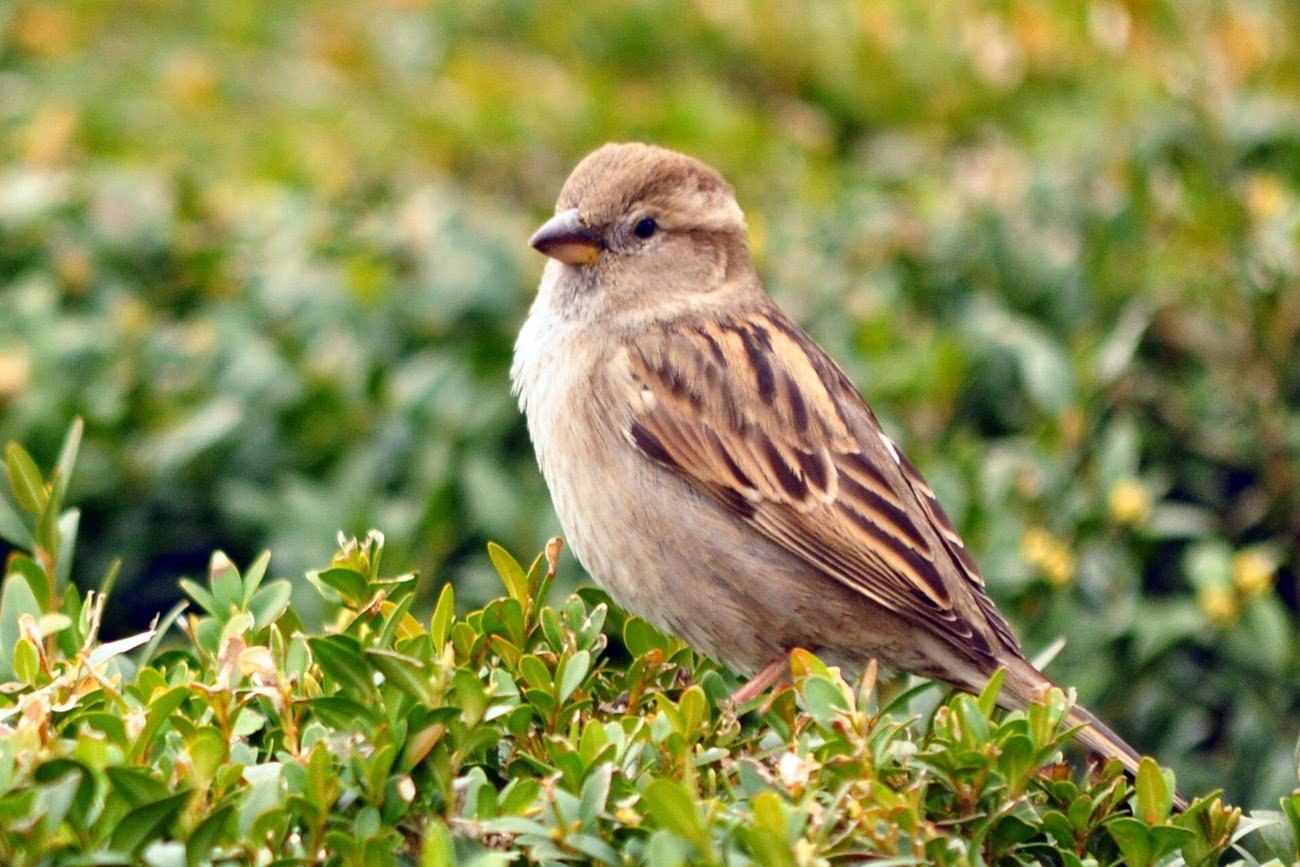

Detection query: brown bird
xmin=512 ymin=142 xmax=1166 ymax=796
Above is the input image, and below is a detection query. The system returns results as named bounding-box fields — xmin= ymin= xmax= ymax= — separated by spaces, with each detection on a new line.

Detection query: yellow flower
xmin=0 ymin=349 xmax=31 ymax=403
xmin=1197 ymin=585 xmax=1239 ymax=627
xmin=1108 ymin=478 xmax=1151 ymax=526
xmin=14 ymin=3 xmax=75 ymax=58
xmin=1021 ymin=527 xmax=1076 ymax=587
xmin=1231 ymin=548 xmax=1276 ymax=598
xmin=24 ymin=102 xmax=78 ymax=168
xmin=57 ymin=244 xmax=93 ymax=295
xmin=1244 ymin=173 xmax=1288 ymax=222
xmin=1021 ymin=527 xmax=1052 ymax=563
xmin=162 ymin=51 xmax=217 ymax=107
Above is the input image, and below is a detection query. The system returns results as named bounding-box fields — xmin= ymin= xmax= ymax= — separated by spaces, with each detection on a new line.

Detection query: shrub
xmin=5 ymin=424 xmax=1297 ymax=864
xmin=2 ymin=2 xmax=1298 ymax=810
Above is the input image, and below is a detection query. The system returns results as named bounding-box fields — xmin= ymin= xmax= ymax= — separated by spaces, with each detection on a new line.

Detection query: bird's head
xmin=529 ymin=143 xmax=754 ymax=319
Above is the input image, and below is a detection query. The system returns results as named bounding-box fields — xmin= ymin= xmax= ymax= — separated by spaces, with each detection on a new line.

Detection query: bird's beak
xmin=529 ymin=208 xmax=603 ymax=265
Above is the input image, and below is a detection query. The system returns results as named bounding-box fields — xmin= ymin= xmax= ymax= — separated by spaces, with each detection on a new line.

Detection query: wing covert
xmin=621 ymin=308 xmax=1010 ymax=662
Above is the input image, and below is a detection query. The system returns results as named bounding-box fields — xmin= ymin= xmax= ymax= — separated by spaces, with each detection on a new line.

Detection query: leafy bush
xmin=1 ymin=425 xmax=1294 ymax=864
xmin=1 ymin=0 xmax=1297 ymax=811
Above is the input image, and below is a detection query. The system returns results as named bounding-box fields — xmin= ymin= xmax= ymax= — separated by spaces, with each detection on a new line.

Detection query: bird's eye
xmin=633 ymin=217 xmax=658 ymax=239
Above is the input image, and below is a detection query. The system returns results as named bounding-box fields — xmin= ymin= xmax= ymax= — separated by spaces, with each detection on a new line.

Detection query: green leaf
xmin=130 ymin=686 xmax=189 ymax=761
xmin=185 ymin=727 xmax=229 ymax=787
xmin=209 ymin=552 xmax=243 ymax=614
xmin=996 ymin=734 xmax=1035 ymax=793
xmin=1098 ymin=415 xmax=1141 ymax=487
xmin=86 ymin=629 xmax=155 ymax=668
xmin=518 ymin=654 xmax=552 ymax=691
xmin=565 ymin=833 xmax=620 ymax=864
xmin=314 ymin=567 xmax=370 ymax=608
xmin=1282 ymin=793 xmax=1300 ymax=851
xmin=239 ymin=550 xmax=272 ymax=608
xmin=309 ymin=695 xmax=381 ymax=729
xmin=247 ymin=579 xmax=292 ymax=630
xmin=678 ymin=685 xmax=706 ymax=738
xmin=487 ymin=541 xmax=529 ymax=604
xmin=977 ymin=667 xmax=1006 ymax=716
xmin=1184 ymin=541 xmax=1232 ymax=592
xmin=310 ymin=635 xmax=377 ymax=701
xmin=366 ymin=648 xmax=437 ymax=705
xmin=624 ymin=617 xmax=672 ymax=658
xmin=801 ymin=676 xmax=849 ymax=729
xmin=55 ymin=507 xmax=79 ymax=590
xmin=34 ymin=761 xmax=95 ymax=831
xmin=0 ymin=571 xmax=42 ymax=680
xmin=374 ymin=571 xmax=418 ymax=606
xmin=1235 ymin=595 xmax=1291 ymax=674
xmin=988 ymin=812 xmax=1040 ymax=860
xmin=952 ymin=694 xmax=991 ymax=747
xmin=1014 ymin=323 xmax=1076 ymax=412
xmin=1148 ymin=825 xmax=1194 ymax=861
xmin=539 ymin=607 xmax=566 ymax=652
xmin=9 ymin=553 xmax=51 ymax=612
xmin=193 ymin=617 xmax=221 ymax=656
xmin=56 ymin=584 xmax=83 ymax=657
xmin=111 ymin=796 xmax=188 ymax=857
xmin=376 ymin=591 xmax=416 ymax=647
xmin=97 ymin=557 xmax=121 ymax=602
xmin=642 ymin=779 xmax=710 ymax=856
xmin=187 ymin=804 xmax=235 ymax=867
xmin=1107 ymin=817 xmax=1154 ymax=867
xmin=35 ymin=769 xmax=82 ymax=837
xmin=481 ymin=597 xmax=526 ymax=648
xmin=13 ymin=637 xmax=38 ymax=685
xmin=500 ymin=778 xmax=541 ymax=817
xmin=34 ymin=494 xmax=60 ymax=566
xmin=1109 ymin=814 xmax=1189 ymax=867
xmin=179 ymin=578 xmax=219 ymax=619
xmin=429 ymin=583 xmax=455 ymax=648
xmin=526 ymin=548 xmax=555 ymax=611
xmin=557 ymin=650 xmax=591 ymax=704
xmin=77 ymin=711 xmax=126 ymax=747
xmin=453 ymin=668 xmax=490 ymax=727
xmin=5 ymin=442 xmax=48 ymax=516
xmin=0 ymin=490 xmax=33 ymax=550
xmin=1135 ymin=756 xmax=1171 ymax=824
xmin=644 ymin=829 xmax=696 ymax=867
xmin=52 ymin=418 xmax=83 ymax=506
xmin=107 ymin=767 xmax=172 ymax=807
xmin=745 ymin=791 xmax=795 ymax=867
xmin=238 ymin=764 xmax=286 ymax=838
xmin=420 ymin=819 xmax=456 ymax=867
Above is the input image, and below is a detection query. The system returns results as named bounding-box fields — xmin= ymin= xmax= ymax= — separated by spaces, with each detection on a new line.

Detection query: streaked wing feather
xmin=624 ymin=308 xmax=1011 ymax=664
xmin=892 ymin=448 xmax=1023 ymax=650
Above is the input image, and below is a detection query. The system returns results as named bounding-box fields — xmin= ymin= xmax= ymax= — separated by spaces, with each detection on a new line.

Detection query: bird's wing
xmin=621 ymin=306 xmax=1021 ymax=665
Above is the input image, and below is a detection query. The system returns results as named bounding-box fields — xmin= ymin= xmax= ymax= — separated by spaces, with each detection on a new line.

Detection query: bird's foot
xmin=729 ymin=657 xmax=787 ymax=708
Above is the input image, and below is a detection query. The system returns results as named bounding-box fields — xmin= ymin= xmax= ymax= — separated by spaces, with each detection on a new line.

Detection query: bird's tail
xmin=1066 ymin=700 xmax=1188 ymax=811
xmin=1000 ymin=659 xmax=1187 ymax=810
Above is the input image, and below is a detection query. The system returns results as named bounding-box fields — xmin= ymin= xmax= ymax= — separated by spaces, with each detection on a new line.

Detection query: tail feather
xmin=999 ymin=659 xmax=1187 ymax=810
xmin=1067 ymin=701 xmax=1189 ymax=811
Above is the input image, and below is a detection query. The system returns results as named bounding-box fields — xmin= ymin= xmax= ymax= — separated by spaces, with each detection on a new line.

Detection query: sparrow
xmin=512 ymin=142 xmax=1162 ymax=792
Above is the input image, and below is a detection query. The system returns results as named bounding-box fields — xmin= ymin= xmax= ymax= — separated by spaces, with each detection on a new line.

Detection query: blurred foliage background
xmin=0 ymin=0 xmax=1297 ymax=808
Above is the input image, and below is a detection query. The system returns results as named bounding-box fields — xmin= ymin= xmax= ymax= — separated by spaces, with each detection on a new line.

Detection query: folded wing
xmin=621 ymin=305 xmax=1023 ymax=670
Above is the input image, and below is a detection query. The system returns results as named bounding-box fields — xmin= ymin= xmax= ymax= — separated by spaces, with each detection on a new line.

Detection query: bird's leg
xmin=731 ymin=657 xmax=787 ymax=705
